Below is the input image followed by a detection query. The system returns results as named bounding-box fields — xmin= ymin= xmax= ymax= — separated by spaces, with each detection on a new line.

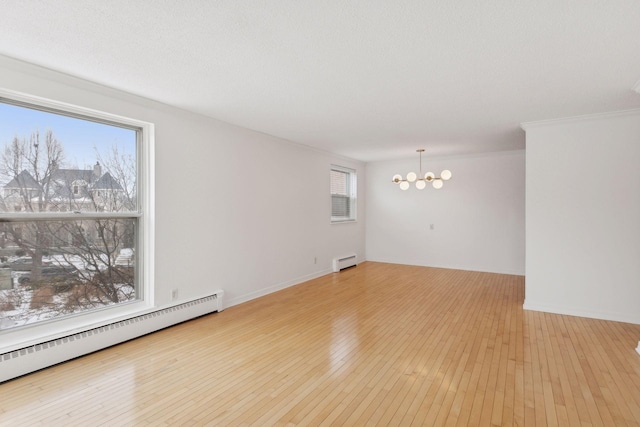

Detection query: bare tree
xmin=0 ymin=130 xmax=64 ymax=281
xmin=95 ymin=143 xmax=136 ymax=210
xmin=0 ymin=129 xmax=136 ymax=322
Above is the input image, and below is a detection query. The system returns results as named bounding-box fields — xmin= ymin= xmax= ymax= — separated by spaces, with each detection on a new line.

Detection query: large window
xmin=330 ymin=165 xmax=356 ymax=222
xmin=0 ymin=90 xmax=152 ymax=334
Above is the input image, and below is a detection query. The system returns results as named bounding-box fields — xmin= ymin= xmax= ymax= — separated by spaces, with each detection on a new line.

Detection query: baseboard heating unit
xmin=0 ymin=290 xmax=224 ymax=383
xmin=333 ymin=254 xmax=357 ymax=272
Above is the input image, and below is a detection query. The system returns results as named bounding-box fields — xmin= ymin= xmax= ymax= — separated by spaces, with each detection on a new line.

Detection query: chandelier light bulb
xmin=392 ymin=149 xmax=451 ymax=192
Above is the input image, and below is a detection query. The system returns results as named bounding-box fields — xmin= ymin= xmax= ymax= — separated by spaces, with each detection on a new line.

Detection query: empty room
xmin=1 ymin=1 xmax=639 ymax=426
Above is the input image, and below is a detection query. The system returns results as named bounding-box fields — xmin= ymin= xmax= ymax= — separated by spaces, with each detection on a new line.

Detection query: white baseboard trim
xmin=225 ymin=268 xmax=333 ymax=309
xmin=523 ymin=301 xmax=640 ymax=325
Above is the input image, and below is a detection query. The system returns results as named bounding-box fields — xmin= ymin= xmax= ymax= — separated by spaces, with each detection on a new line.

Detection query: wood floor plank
xmin=1 ymin=262 xmax=639 ymax=426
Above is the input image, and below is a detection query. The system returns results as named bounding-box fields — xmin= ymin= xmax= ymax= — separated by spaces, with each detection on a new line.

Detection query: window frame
xmin=330 ymin=165 xmax=357 ymax=223
xmin=0 ymin=88 xmax=155 ymax=353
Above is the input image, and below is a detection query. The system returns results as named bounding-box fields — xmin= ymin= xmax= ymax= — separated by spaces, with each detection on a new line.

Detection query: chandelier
xmin=392 ymin=149 xmax=452 ymax=190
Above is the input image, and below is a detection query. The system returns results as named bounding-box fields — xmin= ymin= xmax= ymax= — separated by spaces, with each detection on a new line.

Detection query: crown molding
xmin=520 ymin=108 xmax=640 ymax=131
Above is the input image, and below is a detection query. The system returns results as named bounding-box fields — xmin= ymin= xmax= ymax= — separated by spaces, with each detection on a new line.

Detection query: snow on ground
xmin=0 ymin=250 xmax=135 ymax=330
xmin=0 ymin=282 xmax=135 ymax=330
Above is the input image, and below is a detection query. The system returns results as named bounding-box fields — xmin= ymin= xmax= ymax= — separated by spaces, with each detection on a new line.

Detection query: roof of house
xmin=4 ymin=168 xmax=123 ymax=193
xmin=52 ymin=169 xmax=96 ymax=184
xmin=4 ymin=170 xmax=41 ymax=189
xmin=93 ymin=172 xmax=123 ymax=190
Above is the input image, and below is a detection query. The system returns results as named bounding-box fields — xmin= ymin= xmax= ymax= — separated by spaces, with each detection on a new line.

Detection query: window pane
xmin=0 ymin=219 xmax=137 ymax=330
xmin=0 ymin=102 xmax=137 ymax=213
xmin=331 ymin=194 xmax=350 ymax=217
xmin=331 ymin=166 xmax=356 ymax=222
xmin=330 ymin=170 xmax=349 ymax=196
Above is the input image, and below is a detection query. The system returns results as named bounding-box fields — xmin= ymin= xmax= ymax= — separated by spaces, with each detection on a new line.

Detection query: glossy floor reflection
xmin=1 ymin=262 xmax=639 ymax=426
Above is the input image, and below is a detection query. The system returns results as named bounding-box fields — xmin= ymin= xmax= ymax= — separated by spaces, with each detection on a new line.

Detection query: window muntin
xmin=0 ymin=94 xmax=147 ymax=332
xmin=331 ymin=165 xmax=356 ymax=222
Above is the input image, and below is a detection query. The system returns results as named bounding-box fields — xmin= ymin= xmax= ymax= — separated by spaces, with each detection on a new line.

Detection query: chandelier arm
xmin=392 ymin=149 xmax=450 ymax=190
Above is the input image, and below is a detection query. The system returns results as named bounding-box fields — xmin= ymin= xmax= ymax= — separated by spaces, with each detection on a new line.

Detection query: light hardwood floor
xmin=1 ymin=262 xmax=640 ymax=426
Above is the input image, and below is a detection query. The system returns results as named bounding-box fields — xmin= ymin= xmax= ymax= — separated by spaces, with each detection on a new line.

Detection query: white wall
xmin=0 ymin=55 xmax=365 ymax=313
xmin=366 ymin=151 xmax=525 ymax=275
xmin=524 ymin=109 xmax=640 ymax=324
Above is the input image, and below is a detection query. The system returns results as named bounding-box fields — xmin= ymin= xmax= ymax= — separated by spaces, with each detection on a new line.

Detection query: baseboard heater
xmin=333 ymin=254 xmax=357 ymax=272
xmin=0 ymin=290 xmax=224 ymax=383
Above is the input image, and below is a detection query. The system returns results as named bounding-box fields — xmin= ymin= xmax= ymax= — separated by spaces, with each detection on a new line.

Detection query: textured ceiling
xmin=1 ymin=1 xmax=639 ymax=162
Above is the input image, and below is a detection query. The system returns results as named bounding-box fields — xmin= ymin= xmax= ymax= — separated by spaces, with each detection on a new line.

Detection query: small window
xmin=331 ymin=165 xmax=356 ymax=222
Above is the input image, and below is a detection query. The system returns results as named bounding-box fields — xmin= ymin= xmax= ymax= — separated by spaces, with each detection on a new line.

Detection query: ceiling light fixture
xmin=392 ymin=149 xmax=452 ymax=190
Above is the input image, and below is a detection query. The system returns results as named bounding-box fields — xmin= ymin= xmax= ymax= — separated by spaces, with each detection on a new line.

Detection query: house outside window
xmin=0 ymin=89 xmax=153 ymax=336
xmin=331 ymin=165 xmax=357 ymax=222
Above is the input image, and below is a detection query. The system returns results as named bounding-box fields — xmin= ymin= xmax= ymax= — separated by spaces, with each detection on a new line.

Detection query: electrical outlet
xmin=429 ymin=224 xmax=434 ymax=230
xmin=171 ymin=289 xmax=178 ymax=301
